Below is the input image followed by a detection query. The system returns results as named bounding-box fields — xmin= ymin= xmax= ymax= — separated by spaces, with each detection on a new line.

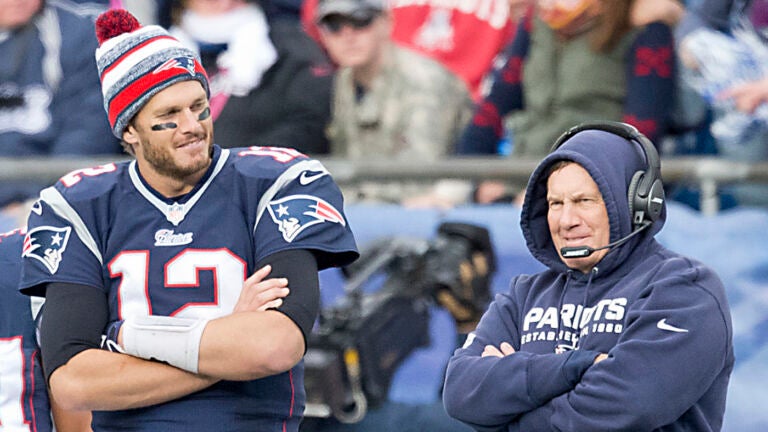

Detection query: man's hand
xmin=482 ymin=342 xmax=516 ymax=358
xmin=718 ymin=77 xmax=768 ymax=114
xmin=233 ymin=264 xmax=290 ymax=313
xmin=480 ymin=343 xmax=607 ymax=365
xmin=630 ymin=0 xmax=684 ymax=27
xmin=103 ymin=265 xmax=290 ymax=349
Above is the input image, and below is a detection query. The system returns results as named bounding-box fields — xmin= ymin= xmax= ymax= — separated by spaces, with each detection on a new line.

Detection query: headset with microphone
xmin=550 ymin=121 xmax=666 ymax=259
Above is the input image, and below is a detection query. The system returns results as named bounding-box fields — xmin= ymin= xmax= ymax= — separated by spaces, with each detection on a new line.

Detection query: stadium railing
xmin=2 ymin=156 xmax=767 ymax=215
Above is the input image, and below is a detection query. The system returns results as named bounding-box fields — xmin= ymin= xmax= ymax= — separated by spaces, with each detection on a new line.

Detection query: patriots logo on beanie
xmin=94 ymin=9 xmax=209 ymax=138
xmin=154 ymin=57 xmax=197 ymax=76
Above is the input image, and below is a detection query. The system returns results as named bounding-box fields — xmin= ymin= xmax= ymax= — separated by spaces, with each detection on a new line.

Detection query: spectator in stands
xmin=317 ymin=0 xmax=474 ymax=205
xmin=0 ymin=0 xmax=121 ymax=209
xmin=675 ymin=0 xmax=768 ymax=206
xmin=304 ymin=0 xmax=528 ymax=100
xmin=168 ymin=0 xmax=334 ymax=154
xmin=303 ymin=0 xmax=534 ymax=100
xmin=456 ymin=0 xmax=682 ymax=204
xmin=459 ymin=0 xmax=681 ymax=157
xmin=443 ymin=121 xmax=733 ymax=431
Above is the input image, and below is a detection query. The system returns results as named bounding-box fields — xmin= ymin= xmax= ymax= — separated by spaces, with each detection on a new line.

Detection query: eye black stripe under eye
xmin=198 ymin=107 xmax=211 ymax=121
xmin=151 ymin=122 xmax=177 ymax=131
xmin=150 ymin=107 xmax=210 ymax=131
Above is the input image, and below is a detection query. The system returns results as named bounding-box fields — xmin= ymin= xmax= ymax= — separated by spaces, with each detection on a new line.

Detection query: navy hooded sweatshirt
xmin=443 ymin=130 xmax=734 ymax=431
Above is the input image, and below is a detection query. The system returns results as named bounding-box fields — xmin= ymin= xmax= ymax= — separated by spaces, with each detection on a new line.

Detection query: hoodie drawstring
xmin=555 ymin=267 xmax=599 ymax=353
xmin=554 ymin=270 xmax=574 ymax=353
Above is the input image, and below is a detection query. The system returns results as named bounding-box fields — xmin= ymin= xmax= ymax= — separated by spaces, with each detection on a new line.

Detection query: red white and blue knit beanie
xmin=94 ymin=9 xmax=210 ymax=138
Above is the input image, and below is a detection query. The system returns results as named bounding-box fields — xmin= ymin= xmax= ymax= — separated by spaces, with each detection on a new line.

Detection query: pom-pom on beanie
xmin=94 ymin=9 xmax=209 ymax=138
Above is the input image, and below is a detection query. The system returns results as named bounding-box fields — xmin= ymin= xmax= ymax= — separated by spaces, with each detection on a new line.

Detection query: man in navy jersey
xmin=18 ymin=8 xmax=358 ymax=432
xmin=1 ymin=225 xmax=92 ymax=432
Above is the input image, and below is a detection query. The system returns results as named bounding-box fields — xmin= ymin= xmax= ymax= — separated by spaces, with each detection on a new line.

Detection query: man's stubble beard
xmin=141 ymin=132 xmax=214 ymax=181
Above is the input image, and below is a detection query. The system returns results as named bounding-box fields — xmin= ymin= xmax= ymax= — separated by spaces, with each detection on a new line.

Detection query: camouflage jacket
xmin=328 ymin=43 xmax=473 ymax=161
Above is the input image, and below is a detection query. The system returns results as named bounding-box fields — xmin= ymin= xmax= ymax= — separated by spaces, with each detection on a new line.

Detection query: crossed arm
xmin=443 ymin=312 xmax=604 ymax=430
xmin=482 ymin=341 xmax=608 ymax=364
xmin=444 ymin=280 xmax=730 ymax=431
xmin=42 ymin=251 xmax=315 ymax=411
xmin=50 ymin=395 xmax=93 ymax=432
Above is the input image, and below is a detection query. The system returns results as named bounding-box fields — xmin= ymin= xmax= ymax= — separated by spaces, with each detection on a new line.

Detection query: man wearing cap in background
xmin=18 ymin=8 xmax=358 ymax=432
xmin=316 ymin=0 xmax=474 ymax=207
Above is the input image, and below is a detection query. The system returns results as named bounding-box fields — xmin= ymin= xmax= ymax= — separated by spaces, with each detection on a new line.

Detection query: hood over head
xmin=520 ymin=127 xmax=666 ymax=274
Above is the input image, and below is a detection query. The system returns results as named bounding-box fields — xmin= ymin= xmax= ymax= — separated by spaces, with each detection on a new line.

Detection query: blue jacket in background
xmin=443 ymin=130 xmax=734 ymax=431
xmin=0 ymin=2 xmax=121 ymax=205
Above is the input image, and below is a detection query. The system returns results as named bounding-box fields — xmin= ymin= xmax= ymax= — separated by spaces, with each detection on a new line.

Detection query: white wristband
xmin=121 ymin=315 xmax=209 ymax=374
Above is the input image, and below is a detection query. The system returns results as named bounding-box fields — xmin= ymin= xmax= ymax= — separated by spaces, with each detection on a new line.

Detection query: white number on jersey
xmin=237 ymin=146 xmax=304 ymax=163
xmin=60 ymin=164 xmax=117 ymax=187
xmin=0 ymin=337 xmax=32 ymax=432
xmin=109 ymin=249 xmax=246 ymax=319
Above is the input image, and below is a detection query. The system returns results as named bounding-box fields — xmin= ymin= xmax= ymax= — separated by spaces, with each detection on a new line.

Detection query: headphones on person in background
xmin=550 ymin=121 xmax=665 ymax=229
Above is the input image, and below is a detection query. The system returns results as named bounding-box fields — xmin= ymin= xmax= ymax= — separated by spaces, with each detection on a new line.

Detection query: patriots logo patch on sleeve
xmin=22 ymin=226 xmax=72 ymax=274
xmin=267 ymin=195 xmax=345 ymax=242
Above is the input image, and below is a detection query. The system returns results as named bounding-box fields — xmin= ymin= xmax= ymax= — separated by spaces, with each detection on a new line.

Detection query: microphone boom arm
xmin=560 ymin=221 xmax=652 ymax=259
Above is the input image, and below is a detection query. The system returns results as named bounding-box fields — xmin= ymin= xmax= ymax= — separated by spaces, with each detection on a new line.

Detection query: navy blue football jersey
xmin=0 ymin=228 xmax=52 ymax=432
xmin=19 ymin=145 xmax=358 ymax=431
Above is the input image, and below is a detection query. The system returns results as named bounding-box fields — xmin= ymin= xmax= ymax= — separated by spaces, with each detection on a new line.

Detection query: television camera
xmin=303 ymin=222 xmax=496 ymax=423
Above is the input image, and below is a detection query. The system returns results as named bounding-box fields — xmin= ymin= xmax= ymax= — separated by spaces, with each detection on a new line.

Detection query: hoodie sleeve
xmin=442 ymin=277 xmax=600 ymax=430
xmin=507 ymin=259 xmax=732 ymax=431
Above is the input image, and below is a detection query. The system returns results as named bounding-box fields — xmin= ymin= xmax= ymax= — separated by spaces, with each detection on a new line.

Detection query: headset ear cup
xmin=628 ymin=171 xmax=644 ymax=226
xmin=646 ymin=178 xmax=665 ymax=223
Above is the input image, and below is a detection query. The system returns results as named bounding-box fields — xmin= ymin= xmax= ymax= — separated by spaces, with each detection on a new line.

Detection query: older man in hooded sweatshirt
xmin=443 ymin=121 xmax=734 ymax=431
